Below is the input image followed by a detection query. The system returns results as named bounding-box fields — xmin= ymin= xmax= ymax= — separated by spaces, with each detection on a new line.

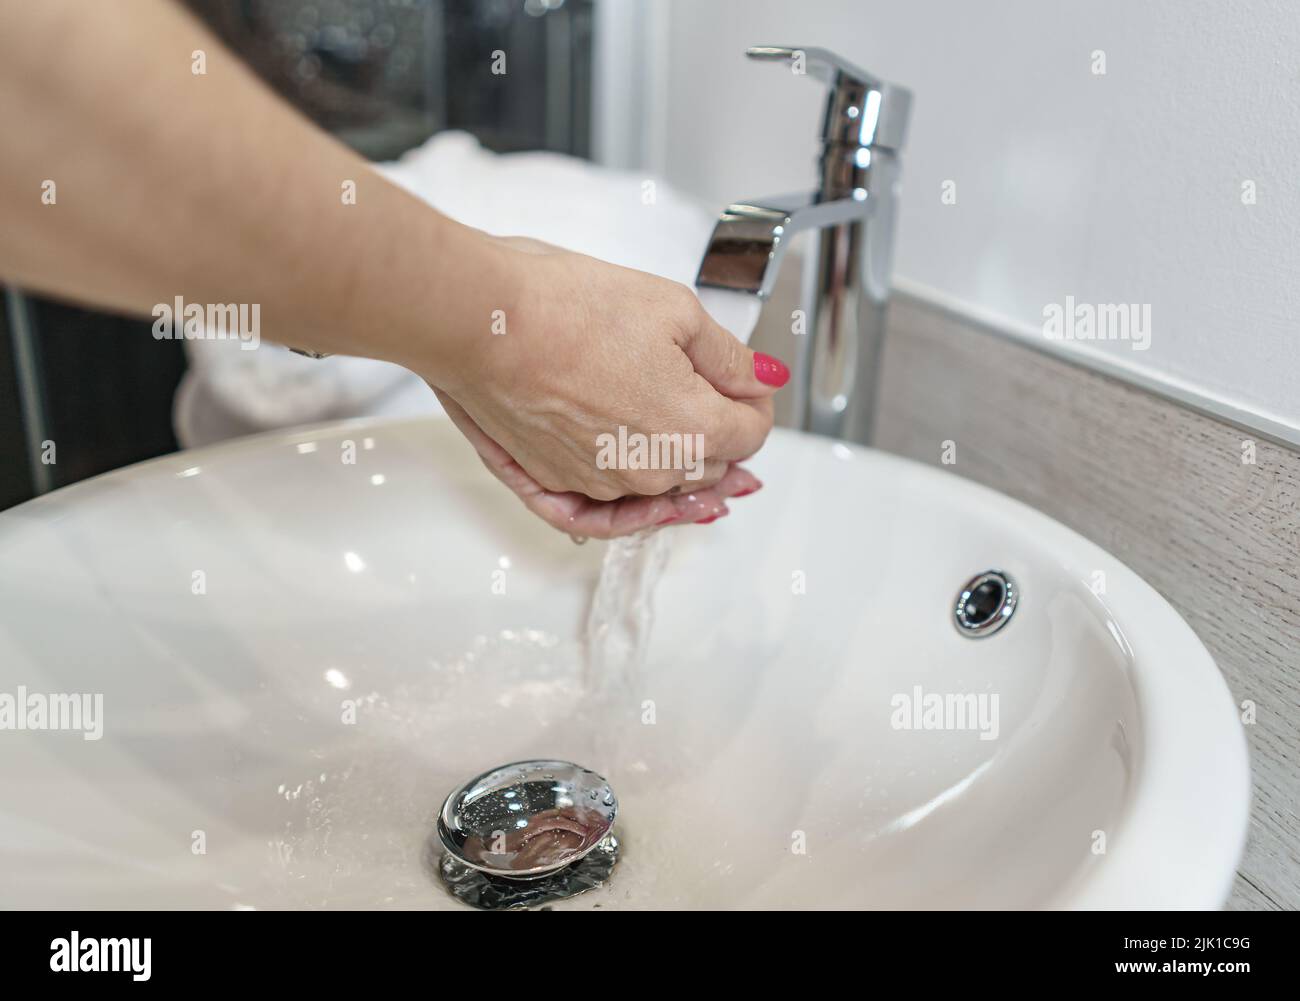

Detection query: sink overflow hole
xmin=953 ymin=570 xmax=1018 ymax=637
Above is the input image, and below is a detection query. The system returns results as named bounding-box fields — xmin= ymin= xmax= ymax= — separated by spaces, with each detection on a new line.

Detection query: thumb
xmin=679 ymin=311 xmax=790 ymax=400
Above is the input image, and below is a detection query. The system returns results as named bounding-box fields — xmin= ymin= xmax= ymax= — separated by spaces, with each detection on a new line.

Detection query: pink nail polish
xmin=656 ymin=515 xmax=679 ymax=525
xmin=754 ymin=353 xmax=790 ymax=388
xmin=732 ymin=482 xmax=763 ymax=498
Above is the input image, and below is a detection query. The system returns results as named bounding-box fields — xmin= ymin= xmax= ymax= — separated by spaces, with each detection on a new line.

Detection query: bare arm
xmin=0 ymin=0 xmax=490 ymax=373
xmin=0 ymin=0 xmax=783 ymax=537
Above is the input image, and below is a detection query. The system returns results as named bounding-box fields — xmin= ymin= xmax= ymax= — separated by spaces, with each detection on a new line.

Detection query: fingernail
xmin=754 ymin=353 xmax=790 ymax=387
xmin=695 ymin=508 xmax=730 ymax=525
xmin=656 ymin=515 xmax=679 ymax=525
xmin=732 ymin=481 xmax=764 ymax=498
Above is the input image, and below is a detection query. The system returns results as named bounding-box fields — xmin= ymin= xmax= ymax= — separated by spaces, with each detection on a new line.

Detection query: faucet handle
xmin=746 ymin=45 xmax=911 ymax=152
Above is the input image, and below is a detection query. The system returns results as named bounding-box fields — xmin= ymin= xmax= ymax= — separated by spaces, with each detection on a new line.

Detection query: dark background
xmin=1 ymin=0 xmax=593 ymax=510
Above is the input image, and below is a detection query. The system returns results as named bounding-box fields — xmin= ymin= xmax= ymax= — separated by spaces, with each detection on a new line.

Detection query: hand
xmin=434 ymin=387 xmax=763 ymax=539
xmin=427 ymin=237 xmax=787 ymax=537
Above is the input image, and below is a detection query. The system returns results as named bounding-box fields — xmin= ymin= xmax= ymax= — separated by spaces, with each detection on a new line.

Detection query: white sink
xmin=0 ymin=418 xmax=1249 ymax=909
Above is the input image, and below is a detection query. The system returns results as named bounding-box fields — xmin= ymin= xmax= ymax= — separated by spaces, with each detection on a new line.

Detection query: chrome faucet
xmin=696 ymin=46 xmax=911 ymax=443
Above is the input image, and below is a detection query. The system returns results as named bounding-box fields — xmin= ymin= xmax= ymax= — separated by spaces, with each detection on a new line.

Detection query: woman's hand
xmin=425 ymin=236 xmax=787 ymax=537
xmin=434 ymin=386 xmax=763 ymax=539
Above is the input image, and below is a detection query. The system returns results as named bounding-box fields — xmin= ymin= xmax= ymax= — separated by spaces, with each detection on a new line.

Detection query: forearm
xmin=0 ymin=0 xmax=504 ymax=375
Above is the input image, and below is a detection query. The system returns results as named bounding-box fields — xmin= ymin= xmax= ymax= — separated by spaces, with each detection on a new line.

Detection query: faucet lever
xmin=745 ymin=45 xmax=911 ymax=154
xmin=745 ymin=45 xmax=871 ymax=86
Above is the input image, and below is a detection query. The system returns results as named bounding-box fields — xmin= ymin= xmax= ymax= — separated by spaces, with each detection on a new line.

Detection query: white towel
xmin=174 ymin=131 xmax=757 ymax=446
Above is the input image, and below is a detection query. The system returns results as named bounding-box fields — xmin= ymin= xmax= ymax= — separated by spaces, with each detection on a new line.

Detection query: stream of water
xmin=582 ymin=528 xmax=670 ymax=702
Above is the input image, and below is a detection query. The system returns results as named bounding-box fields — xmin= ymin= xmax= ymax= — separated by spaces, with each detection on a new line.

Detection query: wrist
xmin=298 ymin=169 xmax=519 ymax=390
xmin=421 ymin=223 xmax=521 ymax=393
xmin=378 ymin=211 xmax=520 ymax=396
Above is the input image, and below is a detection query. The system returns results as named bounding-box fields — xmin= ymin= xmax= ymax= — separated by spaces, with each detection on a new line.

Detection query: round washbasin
xmin=0 ymin=419 xmax=1249 ymax=908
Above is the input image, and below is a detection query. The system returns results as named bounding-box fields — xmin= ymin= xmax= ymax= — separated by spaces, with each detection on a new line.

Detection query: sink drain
xmin=953 ymin=569 xmax=1018 ymax=637
xmin=435 ymin=759 xmax=619 ymax=910
xmin=435 ymin=834 xmax=619 ymax=910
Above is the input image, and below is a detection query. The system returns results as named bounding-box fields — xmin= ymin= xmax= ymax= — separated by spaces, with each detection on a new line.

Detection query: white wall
xmin=649 ymin=0 xmax=1300 ymax=436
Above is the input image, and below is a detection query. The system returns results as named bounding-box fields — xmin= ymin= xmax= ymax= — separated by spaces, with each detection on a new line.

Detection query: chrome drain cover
xmin=435 ymin=759 xmax=619 ymax=910
xmin=437 ymin=760 xmax=616 ymax=879
xmin=435 ymin=834 xmax=619 ymax=910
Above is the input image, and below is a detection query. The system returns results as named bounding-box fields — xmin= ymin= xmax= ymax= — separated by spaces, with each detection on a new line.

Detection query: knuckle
xmin=636 ymin=469 xmax=681 ymax=496
xmin=665 ymin=285 xmax=704 ymax=332
xmin=588 ymin=479 xmax=624 ymax=502
xmin=668 ymin=282 xmax=700 ymax=315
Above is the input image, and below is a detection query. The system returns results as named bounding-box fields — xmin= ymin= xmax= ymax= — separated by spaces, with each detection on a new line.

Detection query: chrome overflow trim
xmin=953 ymin=569 xmax=1018 ymax=638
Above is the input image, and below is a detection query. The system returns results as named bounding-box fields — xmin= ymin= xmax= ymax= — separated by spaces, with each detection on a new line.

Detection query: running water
xmin=269 ymin=528 xmax=677 ymax=906
xmin=583 ymin=528 xmax=670 ymax=701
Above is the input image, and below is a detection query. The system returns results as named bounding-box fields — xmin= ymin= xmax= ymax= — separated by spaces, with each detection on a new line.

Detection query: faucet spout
xmin=696 ymin=192 xmax=871 ymax=300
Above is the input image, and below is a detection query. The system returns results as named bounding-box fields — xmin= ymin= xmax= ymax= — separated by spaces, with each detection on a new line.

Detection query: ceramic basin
xmin=0 ymin=419 xmax=1250 ymax=908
